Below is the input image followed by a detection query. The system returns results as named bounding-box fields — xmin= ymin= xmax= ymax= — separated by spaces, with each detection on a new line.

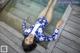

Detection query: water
xmin=4 ymin=0 xmax=69 ymax=48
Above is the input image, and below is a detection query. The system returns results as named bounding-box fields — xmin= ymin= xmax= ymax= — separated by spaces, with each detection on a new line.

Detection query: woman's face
xmin=25 ymin=34 xmax=34 ymax=45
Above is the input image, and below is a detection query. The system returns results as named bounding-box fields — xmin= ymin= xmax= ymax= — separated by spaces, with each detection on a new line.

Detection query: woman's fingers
xmin=56 ymin=20 xmax=64 ymax=29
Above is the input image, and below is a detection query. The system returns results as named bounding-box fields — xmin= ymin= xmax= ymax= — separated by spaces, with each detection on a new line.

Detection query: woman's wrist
xmin=54 ymin=28 xmax=59 ymax=33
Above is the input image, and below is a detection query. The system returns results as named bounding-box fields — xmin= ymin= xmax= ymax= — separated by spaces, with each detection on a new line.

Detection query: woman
xmin=22 ymin=0 xmax=64 ymax=52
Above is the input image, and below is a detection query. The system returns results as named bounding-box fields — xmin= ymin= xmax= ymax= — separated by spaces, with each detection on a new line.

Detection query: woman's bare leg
xmin=38 ymin=0 xmax=57 ymax=23
xmin=46 ymin=0 xmax=57 ymax=23
xmin=38 ymin=0 xmax=53 ymax=17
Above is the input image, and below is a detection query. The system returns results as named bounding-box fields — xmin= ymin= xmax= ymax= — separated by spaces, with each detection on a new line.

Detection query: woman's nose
xmin=29 ymin=40 xmax=32 ymax=43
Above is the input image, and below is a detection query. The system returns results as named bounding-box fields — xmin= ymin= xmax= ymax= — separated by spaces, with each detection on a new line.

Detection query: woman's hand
xmin=56 ymin=20 xmax=64 ymax=29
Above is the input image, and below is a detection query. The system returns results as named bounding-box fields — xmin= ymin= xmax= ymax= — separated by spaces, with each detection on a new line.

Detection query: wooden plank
xmin=0 ymin=33 xmax=25 ymax=53
xmin=71 ymin=5 xmax=80 ymax=17
xmin=0 ymin=39 xmax=18 ymax=53
xmin=35 ymin=44 xmax=46 ymax=53
xmin=72 ymin=14 xmax=80 ymax=18
xmin=10 ymin=8 xmax=31 ymax=19
xmin=69 ymin=15 xmax=80 ymax=24
xmin=64 ymin=24 xmax=80 ymax=37
xmin=13 ymin=2 xmax=44 ymax=17
xmin=72 ymin=5 xmax=80 ymax=11
xmin=59 ymin=36 xmax=80 ymax=51
xmin=71 ymin=10 xmax=80 ymax=15
xmin=26 ymin=0 xmax=47 ymax=6
xmin=6 ymin=12 xmax=31 ymax=28
xmin=30 ymin=50 xmax=41 ymax=53
xmin=0 ymin=21 xmax=24 ymax=40
xmin=56 ymin=42 xmax=79 ymax=53
xmin=9 ymin=7 xmax=38 ymax=24
xmin=46 ymin=41 xmax=56 ymax=53
xmin=52 ymin=47 xmax=65 ymax=53
xmin=16 ymin=1 xmax=44 ymax=13
xmin=66 ymin=20 xmax=80 ymax=31
xmin=61 ymin=30 xmax=80 ymax=45
xmin=0 ymin=26 xmax=22 ymax=48
xmin=0 ymin=0 xmax=9 ymax=10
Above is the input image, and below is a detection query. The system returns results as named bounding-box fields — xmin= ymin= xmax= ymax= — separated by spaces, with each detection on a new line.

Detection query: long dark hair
xmin=22 ymin=36 xmax=37 ymax=52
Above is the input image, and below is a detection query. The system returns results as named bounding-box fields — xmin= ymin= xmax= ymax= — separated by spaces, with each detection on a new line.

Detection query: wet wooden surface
xmin=0 ymin=0 xmax=80 ymax=53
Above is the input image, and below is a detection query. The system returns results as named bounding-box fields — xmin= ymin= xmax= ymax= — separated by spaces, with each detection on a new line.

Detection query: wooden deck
xmin=55 ymin=5 xmax=80 ymax=53
xmin=0 ymin=0 xmax=80 ymax=53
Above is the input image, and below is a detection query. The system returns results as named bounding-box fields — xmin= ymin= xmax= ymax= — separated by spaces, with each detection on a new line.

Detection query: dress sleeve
xmin=22 ymin=19 xmax=27 ymax=32
xmin=37 ymin=29 xmax=59 ymax=42
xmin=36 ymin=16 xmax=48 ymax=29
xmin=22 ymin=19 xmax=29 ymax=36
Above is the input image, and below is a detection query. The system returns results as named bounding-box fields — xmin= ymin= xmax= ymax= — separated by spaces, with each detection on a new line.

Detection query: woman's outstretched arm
xmin=37 ymin=19 xmax=64 ymax=41
xmin=22 ymin=19 xmax=27 ymax=33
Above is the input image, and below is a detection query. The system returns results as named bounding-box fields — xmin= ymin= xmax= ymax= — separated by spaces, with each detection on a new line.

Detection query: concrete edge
xmin=46 ymin=4 xmax=72 ymax=53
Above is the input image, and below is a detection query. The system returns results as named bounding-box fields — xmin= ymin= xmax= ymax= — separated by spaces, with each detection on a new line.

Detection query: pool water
xmin=4 ymin=0 xmax=69 ymax=48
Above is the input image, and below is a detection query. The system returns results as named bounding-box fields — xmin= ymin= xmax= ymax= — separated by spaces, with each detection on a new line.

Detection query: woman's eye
xmin=30 ymin=36 xmax=33 ymax=38
xmin=25 ymin=39 xmax=28 ymax=41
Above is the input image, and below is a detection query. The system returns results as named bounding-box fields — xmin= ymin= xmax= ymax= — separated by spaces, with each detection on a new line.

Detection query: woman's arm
xmin=22 ymin=19 xmax=27 ymax=32
xmin=38 ymin=20 xmax=64 ymax=41
xmin=22 ymin=19 xmax=29 ymax=36
xmin=38 ymin=28 xmax=59 ymax=41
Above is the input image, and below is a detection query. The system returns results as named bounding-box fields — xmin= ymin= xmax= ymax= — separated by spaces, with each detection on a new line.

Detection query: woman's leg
xmin=38 ymin=0 xmax=57 ymax=23
xmin=38 ymin=0 xmax=53 ymax=17
xmin=46 ymin=0 xmax=57 ymax=23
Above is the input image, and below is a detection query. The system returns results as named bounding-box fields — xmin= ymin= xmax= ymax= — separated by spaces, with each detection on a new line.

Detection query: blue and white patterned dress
xmin=22 ymin=16 xmax=59 ymax=41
